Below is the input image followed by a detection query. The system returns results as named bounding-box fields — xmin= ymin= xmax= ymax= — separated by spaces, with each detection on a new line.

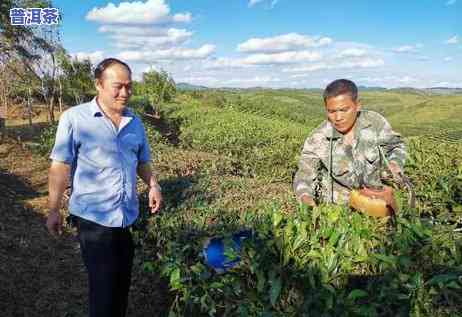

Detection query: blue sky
xmin=51 ymin=0 xmax=461 ymax=88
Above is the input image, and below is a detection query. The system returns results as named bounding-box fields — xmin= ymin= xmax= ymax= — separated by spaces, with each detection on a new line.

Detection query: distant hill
xmin=425 ymin=87 xmax=462 ymax=95
xmin=364 ymin=86 xmax=462 ymax=96
xmin=176 ymin=82 xmax=462 ymax=95
xmin=176 ymin=82 xmax=209 ymax=90
xmin=358 ymin=86 xmax=387 ymax=92
xmin=387 ymin=87 xmax=428 ymax=96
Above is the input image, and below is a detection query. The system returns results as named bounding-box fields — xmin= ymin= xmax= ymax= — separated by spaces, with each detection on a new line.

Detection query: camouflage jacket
xmin=293 ymin=110 xmax=407 ymax=205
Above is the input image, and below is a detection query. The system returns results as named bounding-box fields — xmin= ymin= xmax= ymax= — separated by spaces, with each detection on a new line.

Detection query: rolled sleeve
xmin=378 ymin=119 xmax=407 ymax=170
xmin=50 ymin=111 xmax=76 ymax=164
xmin=293 ymin=136 xmax=322 ymax=200
xmin=138 ymin=126 xmax=151 ymax=164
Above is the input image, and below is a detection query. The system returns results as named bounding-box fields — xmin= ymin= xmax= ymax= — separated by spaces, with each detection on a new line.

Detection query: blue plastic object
xmin=202 ymin=230 xmax=251 ymax=273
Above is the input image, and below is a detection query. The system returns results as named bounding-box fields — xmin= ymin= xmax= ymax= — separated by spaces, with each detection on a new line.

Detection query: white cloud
xmin=144 ymin=64 xmax=174 ymax=73
xmin=445 ymin=35 xmax=459 ymax=44
xmin=397 ymin=76 xmax=418 ymax=84
xmin=224 ymin=76 xmax=281 ymax=84
xmin=172 ymin=13 xmax=192 ymax=23
xmin=176 ymin=76 xmax=219 ymax=84
xmin=86 ymin=0 xmax=192 ymax=25
xmin=248 ymin=0 xmax=264 ymax=7
xmin=284 ymin=57 xmax=384 ymax=74
xmin=337 ymin=48 xmax=367 ymax=58
xmin=242 ymin=51 xmax=322 ymax=65
xmin=177 ymin=75 xmax=282 ymax=88
xmin=435 ymin=81 xmax=450 ymax=87
xmin=288 ymin=64 xmax=329 ymax=75
xmin=392 ymin=44 xmax=422 ymax=53
xmin=436 ymin=81 xmax=450 ymax=86
xmin=99 ymin=25 xmax=191 ymax=38
xmin=289 ymin=72 xmax=315 ymax=79
xmin=70 ymin=51 xmax=105 ymax=64
xmin=393 ymin=45 xmax=415 ymax=53
xmin=203 ymin=57 xmax=251 ymax=69
xmin=339 ymin=58 xmax=385 ymax=68
xmin=86 ymin=1 xmax=214 ymax=63
xmin=356 ymin=76 xmax=384 ymax=83
xmin=238 ymin=33 xmax=332 ymax=53
xmin=248 ymin=0 xmax=278 ymax=8
xmin=416 ymin=55 xmax=430 ymax=61
xmin=355 ymin=75 xmax=423 ymax=87
xmin=443 ymin=56 xmax=453 ymax=62
xmin=203 ymin=51 xmax=323 ymax=68
xmin=117 ymin=44 xmax=216 ymax=62
xmin=101 ymin=27 xmax=193 ymax=49
xmin=433 ymin=81 xmax=462 ymax=88
xmin=446 ymin=0 xmax=456 ymax=5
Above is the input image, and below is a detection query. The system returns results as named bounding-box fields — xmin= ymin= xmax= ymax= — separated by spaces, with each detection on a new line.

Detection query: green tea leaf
xmin=374 ymin=254 xmax=397 ymax=267
xmin=273 ymin=211 xmax=283 ymax=227
xmin=209 ymin=282 xmax=224 ymax=289
xmin=270 ymin=276 xmax=282 ymax=306
xmin=257 ymin=271 xmax=266 ymax=293
xmin=348 ymin=289 xmax=368 ymax=301
xmin=143 ymin=261 xmax=155 ymax=272
xmin=427 ymin=273 xmax=459 ymax=286
xmin=170 ymin=268 xmax=181 ymax=290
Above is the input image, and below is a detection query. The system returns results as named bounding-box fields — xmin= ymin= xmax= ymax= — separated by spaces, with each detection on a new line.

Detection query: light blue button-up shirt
xmin=50 ymin=98 xmax=151 ymax=227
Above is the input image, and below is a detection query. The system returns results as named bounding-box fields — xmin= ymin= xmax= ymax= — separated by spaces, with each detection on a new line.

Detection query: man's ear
xmin=95 ymin=79 xmax=102 ymax=92
xmin=356 ymin=99 xmax=362 ymax=111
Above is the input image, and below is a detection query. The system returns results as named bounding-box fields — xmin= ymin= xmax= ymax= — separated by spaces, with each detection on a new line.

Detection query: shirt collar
xmin=89 ymin=97 xmax=134 ymax=118
xmin=89 ymin=97 xmax=102 ymax=117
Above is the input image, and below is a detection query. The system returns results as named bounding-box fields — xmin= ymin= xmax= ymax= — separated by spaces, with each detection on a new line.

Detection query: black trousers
xmin=75 ymin=216 xmax=134 ymax=317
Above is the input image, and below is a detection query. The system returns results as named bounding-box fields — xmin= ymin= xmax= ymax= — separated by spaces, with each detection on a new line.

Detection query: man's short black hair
xmin=323 ymin=79 xmax=358 ymax=103
xmin=94 ymin=58 xmax=132 ymax=80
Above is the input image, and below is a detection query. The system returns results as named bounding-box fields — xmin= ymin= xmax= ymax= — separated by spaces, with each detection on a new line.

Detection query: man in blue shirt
xmin=46 ymin=58 xmax=162 ymax=317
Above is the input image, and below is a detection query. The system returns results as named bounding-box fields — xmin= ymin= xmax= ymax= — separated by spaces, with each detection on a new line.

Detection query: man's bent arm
xmin=137 ymin=162 xmax=161 ymax=189
xmin=137 ymin=162 xmax=163 ymax=213
xmin=293 ymin=136 xmax=322 ymax=207
xmin=48 ymin=161 xmax=71 ymax=212
xmin=47 ymin=161 xmax=70 ymax=236
xmin=378 ymin=118 xmax=407 ymax=173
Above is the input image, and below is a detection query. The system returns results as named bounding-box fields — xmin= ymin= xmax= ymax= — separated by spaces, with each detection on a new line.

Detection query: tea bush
xmin=141 ymin=202 xmax=461 ymax=316
xmin=162 ymin=99 xmax=312 ymax=181
xmin=406 ymin=138 xmax=462 ymax=220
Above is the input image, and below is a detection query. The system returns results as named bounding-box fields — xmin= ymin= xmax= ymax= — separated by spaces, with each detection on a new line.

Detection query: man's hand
xmin=148 ymin=186 xmax=163 ymax=214
xmin=388 ymin=161 xmax=402 ymax=177
xmin=300 ymin=194 xmax=317 ymax=208
xmin=46 ymin=210 xmax=63 ymax=237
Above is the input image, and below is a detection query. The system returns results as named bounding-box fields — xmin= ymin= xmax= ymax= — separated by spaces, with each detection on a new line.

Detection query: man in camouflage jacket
xmin=293 ymin=79 xmax=407 ymax=207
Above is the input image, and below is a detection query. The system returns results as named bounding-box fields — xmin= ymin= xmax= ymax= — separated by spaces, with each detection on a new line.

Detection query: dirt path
xmin=0 ymin=136 xmax=170 ymax=316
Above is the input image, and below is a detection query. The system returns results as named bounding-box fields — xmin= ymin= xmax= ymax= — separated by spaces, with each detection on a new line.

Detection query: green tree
xmin=57 ymin=52 xmax=95 ymax=106
xmin=137 ymin=69 xmax=176 ymax=117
